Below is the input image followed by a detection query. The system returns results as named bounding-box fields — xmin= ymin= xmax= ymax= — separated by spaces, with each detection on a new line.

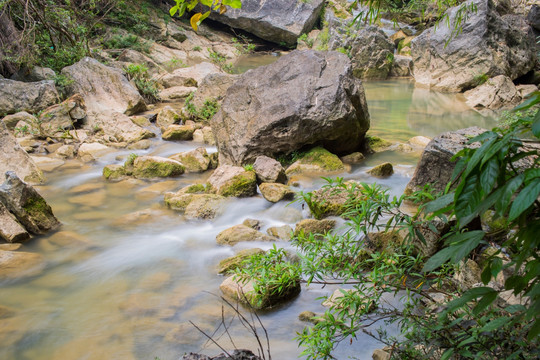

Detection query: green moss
xmin=367 ymin=231 xmax=404 ymax=253
xmin=164 ymin=193 xmax=194 ymax=211
xmin=366 ymin=135 xmax=392 ymax=152
xmin=300 ymin=147 xmax=344 ymax=171
xmin=184 ymin=184 xmax=206 ymax=194
xmin=315 ymin=27 xmax=329 ymax=51
xmin=162 ymin=126 xmax=194 ymax=141
xmin=218 ymin=248 xmax=265 ymax=274
xmin=103 ymin=164 xmax=126 ymax=180
xmin=219 ymin=171 xmax=257 ymax=197
xmin=133 ymin=161 xmax=185 ymax=179
xmin=367 ymin=162 xmax=394 ymax=177
xmin=23 ymin=197 xmax=51 ymax=217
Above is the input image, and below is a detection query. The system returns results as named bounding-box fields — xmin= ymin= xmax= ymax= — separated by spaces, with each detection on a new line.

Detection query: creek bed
xmin=0 ymin=79 xmax=497 ymax=360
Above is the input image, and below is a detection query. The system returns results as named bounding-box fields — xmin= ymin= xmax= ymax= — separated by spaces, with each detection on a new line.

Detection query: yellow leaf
xmin=190 ymin=13 xmax=202 ymax=31
xmin=219 ymin=5 xmax=227 ymax=15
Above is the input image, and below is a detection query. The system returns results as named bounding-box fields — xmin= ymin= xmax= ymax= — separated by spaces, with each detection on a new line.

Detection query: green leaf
xmin=480 ymin=158 xmax=499 ymax=195
xmin=169 ymin=4 xmax=179 ymax=16
xmin=531 ymin=109 xmax=540 ymax=139
xmin=440 ymin=348 xmax=454 ymax=360
xmin=223 ymin=0 xmax=242 ymax=8
xmin=199 ymin=0 xmax=214 ymax=6
xmin=462 ymin=137 xmax=497 ymax=179
xmin=479 ymin=317 xmax=510 ymax=332
xmin=444 ymin=287 xmax=496 ymax=313
xmin=473 ymin=291 xmax=497 ymax=315
xmin=525 ymin=168 xmax=540 ymax=183
xmin=423 ymin=192 xmax=454 ymax=214
xmin=495 ymin=174 xmax=524 ymax=216
xmin=512 ymin=91 xmax=540 ymax=112
xmin=422 ymin=247 xmax=454 ymax=272
xmin=448 ymin=230 xmax=485 ymax=264
xmin=527 ymin=318 xmax=540 ymax=340
xmin=455 ymin=174 xmax=483 ymax=227
xmin=508 ymin=178 xmax=540 ymax=221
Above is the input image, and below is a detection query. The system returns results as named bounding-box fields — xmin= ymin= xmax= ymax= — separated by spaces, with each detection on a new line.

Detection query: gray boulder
xmin=390 ymin=55 xmax=413 ymax=77
xmin=10 ymin=66 xmax=55 ymax=82
xmin=0 ymin=121 xmax=44 ymax=183
xmin=0 ymin=172 xmax=60 ymax=235
xmin=212 ymin=50 xmax=370 ymax=165
xmin=348 ymin=26 xmax=395 ymax=79
xmin=412 ymin=0 xmax=537 ymax=92
xmin=464 ymin=75 xmax=521 ymax=109
xmin=37 ymin=94 xmax=86 ymax=137
xmin=208 ymin=0 xmax=325 ymax=46
xmin=190 ymin=73 xmax=238 ymax=110
xmin=0 ymin=79 xmax=59 ymax=115
xmin=207 ymin=165 xmax=257 ymax=197
xmin=528 ymin=4 xmax=540 ymax=31
xmin=62 ymin=57 xmax=146 ymax=115
xmin=253 ymin=155 xmax=287 ymax=184
xmin=405 ymin=127 xmax=486 ymax=194
xmin=0 ymin=202 xmax=30 ymax=243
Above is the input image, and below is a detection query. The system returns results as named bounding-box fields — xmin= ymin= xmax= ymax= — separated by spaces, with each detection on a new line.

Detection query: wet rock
xmin=55 ymin=145 xmax=76 ymax=159
xmin=160 ymin=62 xmax=222 ymax=88
xmin=184 ymin=194 xmax=227 ymax=219
xmin=294 ymin=219 xmax=336 ymax=237
xmin=389 ymin=55 xmax=413 ymax=77
xmin=220 ymin=274 xmax=300 ymax=310
xmin=62 ymin=57 xmax=146 ymax=115
xmin=242 ymin=218 xmax=261 ymax=230
xmin=37 ymin=94 xmax=86 ymax=137
xmin=350 ymin=26 xmax=395 ymax=79
xmin=259 ymin=183 xmax=295 ymax=203
xmin=0 ymin=79 xmax=59 ymax=115
xmin=102 ymin=164 xmax=127 ymax=181
xmin=298 ymin=311 xmax=319 ymax=324
xmin=169 ymin=147 xmax=211 ymax=173
xmin=190 ymin=73 xmax=238 ymax=109
xmin=156 ymin=106 xmax=182 ymax=130
xmin=516 ymin=84 xmax=538 ymax=99
xmin=208 ymin=0 xmax=324 ymax=46
xmin=68 ymin=189 xmax=107 ymax=208
xmin=212 ymin=50 xmax=370 ymax=165
xmin=0 ymin=243 xmax=22 ymax=251
xmin=367 ymin=162 xmax=394 ymax=177
xmin=217 ymin=248 xmax=265 ymax=274
xmin=412 ymin=0 xmax=537 ymax=92
xmin=30 ymin=156 xmax=64 ymax=172
xmin=408 ymin=136 xmax=431 ymax=149
xmin=207 ymin=165 xmax=257 ymax=197
xmin=454 ymin=259 xmax=483 ymax=290
xmin=366 ymin=231 xmax=404 ymax=253
xmin=216 ymin=224 xmax=276 ymax=246
xmin=405 ymin=127 xmax=486 ymax=194
xmin=464 ymin=75 xmax=522 ymax=109
xmin=0 ymin=202 xmax=30 ymax=243
xmin=285 ymin=147 xmax=345 ymax=175
xmin=137 ymin=272 xmax=171 ymax=291
xmin=78 ymin=142 xmax=112 ymax=162
xmin=323 ymin=288 xmax=376 ymax=313
xmin=253 ymin=155 xmax=287 ymax=184
xmin=1 ymin=111 xmax=37 ymax=131
xmin=130 ymin=115 xmax=151 ymax=128
xmin=266 ymin=225 xmax=294 ymax=241
xmin=132 ymin=156 xmax=185 ymax=179
xmin=366 ymin=135 xmax=393 ymax=152
xmin=0 ymin=250 xmax=46 ymax=279
xmin=182 ymin=349 xmax=262 ymax=360
xmin=162 ymin=124 xmax=195 ymax=141
xmin=340 ymin=151 xmax=365 ymax=164
xmin=10 ymin=66 xmax=55 ymax=82
xmin=372 ymin=348 xmax=391 ymax=360
xmin=164 ymin=184 xmax=207 ymax=211
xmin=0 ymin=121 xmax=44 ymax=183
xmin=202 ymin=126 xmax=216 ymax=145
xmin=0 ymin=172 xmax=60 ymax=235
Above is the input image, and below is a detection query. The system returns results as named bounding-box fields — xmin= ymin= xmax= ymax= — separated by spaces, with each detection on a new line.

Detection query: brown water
xmin=0 ymin=76 xmax=498 ymax=360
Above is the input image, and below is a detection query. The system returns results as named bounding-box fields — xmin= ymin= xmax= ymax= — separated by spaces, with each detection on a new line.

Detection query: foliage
xmin=298 ymin=33 xmax=314 ymax=48
xmin=234 ymin=245 xmax=301 ymax=309
xmin=314 ymin=26 xmax=329 ymax=51
xmin=125 ymin=153 xmax=139 ymax=167
xmin=472 ymin=72 xmax=489 ymax=87
xmin=208 ymin=49 xmax=235 ymax=73
xmin=232 ymin=36 xmax=256 ymax=54
xmin=123 ymin=63 xmax=160 ymax=103
xmin=54 ymin=74 xmax=75 ymax=101
xmin=243 ymin=164 xmax=254 ymax=171
xmin=169 ymin=0 xmax=242 ymax=31
xmin=184 ymin=92 xmax=220 ymax=123
xmin=102 ymin=33 xmax=152 ymax=53
xmin=164 ymin=57 xmax=187 ymax=72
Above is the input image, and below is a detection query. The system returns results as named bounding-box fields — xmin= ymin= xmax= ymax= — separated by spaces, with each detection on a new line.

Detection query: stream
xmin=0 ymin=77 xmax=497 ymax=360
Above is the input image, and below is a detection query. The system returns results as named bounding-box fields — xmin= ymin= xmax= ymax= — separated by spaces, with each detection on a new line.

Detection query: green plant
xmin=123 ymin=63 xmax=160 ymax=103
xmin=232 ymin=36 xmax=256 ymax=54
xmin=169 ymin=0 xmax=242 ymax=31
xmin=102 ymin=33 xmax=152 ymax=54
xmin=184 ymin=93 xmax=219 ymax=123
xmin=315 ymin=26 xmax=329 ymax=51
xmin=243 ymin=164 xmax=254 ymax=171
xmin=472 ymin=72 xmax=489 ymax=87
xmin=208 ymin=49 xmax=234 ymax=73
xmin=54 ymin=74 xmax=75 ymax=100
xmin=192 ymin=46 xmax=202 ymax=51
xmin=165 ymin=57 xmax=186 ymax=72
xmin=297 ymin=33 xmax=314 ymax=48
xmin=14 ymin=124 xmax=30 ymax=136
xmin=125 ymin=153 xmax=139 ymax=167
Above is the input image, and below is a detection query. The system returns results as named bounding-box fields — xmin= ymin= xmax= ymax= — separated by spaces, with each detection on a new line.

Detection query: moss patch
xmin=218 ymin=248 xmax=265 ymax=274
xmin=133 ymin=160 xmax=185 ymax=179
xmin=366 ymin=135 xmax=393 ymax=152
xmin=218 ymin=171 xmax=257 ymax=197
xmin=103 ymin=164 xmax=126 ymax=180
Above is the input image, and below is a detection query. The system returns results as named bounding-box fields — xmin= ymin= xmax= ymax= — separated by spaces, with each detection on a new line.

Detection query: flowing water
xmin=0 ymin=74 xmax=498 ymax=360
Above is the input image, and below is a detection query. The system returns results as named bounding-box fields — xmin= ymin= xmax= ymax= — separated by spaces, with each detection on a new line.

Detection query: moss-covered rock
xmin=156 ymin=106 xmax=181 ymax=131
xmin=169 ymin=147 xmax=210 ymax=172
xmin=164 ymin=193 xmax=194 ymax=211
xmin=366 ymin=135 xmax=393 ymax=152
xmin=207 ymin=165 xmax=257 ymax=197
xmin=367 ymin=162 xmax=394 ymax=177
xmin=307 ymin=181 xmax=363 ymax=219
xmin=102 ymin=164 xmax=126 ymax=180
xmin=220 ymin=274 xmax=300 ymax=310
xmin=294 ymin=219 xmax=336 ymax=238
xmin=366 ymin=231 xmax=404 ymax=253
xmin=217 ymin=248 xmax=265 ymax=274
xmin=132 ymin=156 xmax=185 ymax=179
xmin=161 ymin=124 xmax=195 ymax=141
xmin=216 ymin=224 xmax=277 ymax=246
xmin=340 ymin=152 xmax=365 ymax=164
xmin=285 ymin=147 xmax=345 ymax=175
xmin=258 ymin=183 xmax=295 ymax=203
xmin=266 ymin=225 xmax=294 ymax=241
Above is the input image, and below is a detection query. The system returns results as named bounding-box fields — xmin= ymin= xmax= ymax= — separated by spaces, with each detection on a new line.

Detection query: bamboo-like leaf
xmin=423 ymin=192 xmax=454 ymax=214
xmin=512 ymin=91 xmax=540 ymax=112
xmin=169 ymin=4 xmax=179 ymax=16
xmin=479 ymin=317 xmax=510 ymax=333
xmin=473 ymin=291 xmax=497 ymax=315
xmin=480 ymin=158 xmax=499 ymax=195
xmin=532 ymin=109 xmax=540 ymax=139
xmin=455 ymin=174 xmax=482 ymax=226
xmin=422 ymin=247 xmax=454 ymax=272
xmin=449 ymin=230 xmax=485 ymax=264
xmin=495 ymin=174 xmax=523 ymax=216
xmin=508 ymin=178 xmax=540 ymax=221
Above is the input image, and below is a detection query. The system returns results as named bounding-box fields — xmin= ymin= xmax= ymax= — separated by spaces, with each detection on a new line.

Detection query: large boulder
xmin=160 ymin=62 xmax=222 ymax=88
xmin=190 ymin=73 xmax=238 ymax=109
xmin=10 ymin=66 xmax=56 ymax=82
xmin=61 ymin=57 xmax=146 ymax=115
xmin=405 ymin=127 xmax=486 ymax=194
xmin=208 ymin=0 xmax=325 ymax=46
xmin=464 ymin=75 xmax=522 ymax=109
xmin=37 ymin=94 xmax=86 ymax=137
xmin=0 ymin=121 xmax=44 ymax=183
xmin=348 ymin=26 xmax=395 ymax=79
xmin=253 ymin=155 xmax=287 ymax=184
xmin=258 ymin=183 xmax=295 ymax=203
xmin=169 ymin=147 xmax=211 ymax=173
xmin=528 ymin=4 xmax=540 ymax=31
xmin=412 ymin=0 xmax=537 ymax=92
xmin=0 ymin=79 xmax=59 ymax=115
xmin=89 ymin=112 xmax=155 ymax=144
xmin=212 ymin=50 xmax=370 ymax=165
xmin=216 ymin=224 xmax=276 ymax=246
xmin=0 ymin=172 xmax=60 ymax=235
xmin=132 ymin=156 xmax=185 ymax=179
